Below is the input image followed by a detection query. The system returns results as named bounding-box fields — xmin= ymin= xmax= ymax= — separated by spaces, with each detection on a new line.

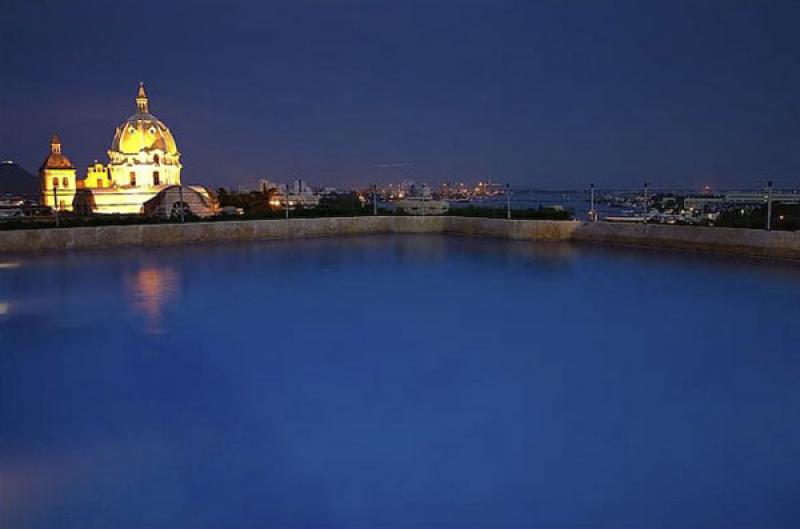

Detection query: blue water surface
xmin=1 ymin=235 xmax=799 ymax=529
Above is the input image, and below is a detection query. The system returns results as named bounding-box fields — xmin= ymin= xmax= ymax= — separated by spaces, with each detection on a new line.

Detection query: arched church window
xmin=62 ymin=177 xmax=68 ymax=187
xmin=52 ymin=177 xmax=58 ymax=188
xmin=129 ymin=172 xmax=136 ymax=186
xmin=153 ymin=171 xmax=160 ymax=186
xmin=153 ymin=154 xmax=160 ymax=164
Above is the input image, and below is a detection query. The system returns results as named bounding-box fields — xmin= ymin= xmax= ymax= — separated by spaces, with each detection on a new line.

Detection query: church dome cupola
xmin=136 ymin=82 xmax=149 ymax=113
xmin=107 ymin=83 xmax=182 ymax=189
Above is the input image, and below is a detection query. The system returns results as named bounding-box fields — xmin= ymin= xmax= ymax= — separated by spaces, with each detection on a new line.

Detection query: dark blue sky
xmin=2 ymin=0 xmax=800 ymax=189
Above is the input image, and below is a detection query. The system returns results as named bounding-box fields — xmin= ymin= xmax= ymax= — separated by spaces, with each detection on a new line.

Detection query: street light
xmin=53 ymin=184 xmax=60 ymax=228
xmin=766 ymin=180 xmax=773 ymax=231
xmin=506 ymin=183 xmax=511 ymax=220
xmin=285 ymin=183 xmax=290 ymax=220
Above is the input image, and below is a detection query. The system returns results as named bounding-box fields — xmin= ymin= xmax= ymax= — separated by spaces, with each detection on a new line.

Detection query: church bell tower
xmin=40 ymin=134 xmax=77 ymax=212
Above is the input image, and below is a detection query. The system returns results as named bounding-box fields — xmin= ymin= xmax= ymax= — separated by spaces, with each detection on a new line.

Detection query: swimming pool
xmin=2 ymin=235 xmax=799 ymax=528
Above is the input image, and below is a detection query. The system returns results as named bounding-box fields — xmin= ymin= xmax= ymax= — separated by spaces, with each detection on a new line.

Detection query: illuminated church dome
xmin=39 ymin=83 xmax=218 ymax=217
xmin=107 ymin=83 xmax=182 ymax=189
xmin=110 ymin=83 xmax=178 ymax=155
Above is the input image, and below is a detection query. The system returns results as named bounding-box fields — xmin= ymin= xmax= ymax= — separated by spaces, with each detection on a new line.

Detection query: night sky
xmin=2 ymin=0 xmax=800 ymax=190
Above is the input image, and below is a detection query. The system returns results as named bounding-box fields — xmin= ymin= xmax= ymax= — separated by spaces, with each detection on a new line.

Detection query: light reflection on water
xmin=124 ymin=266 xmax=180 ymax=335
xmin=1 ymin=235 xmax=799 ymax=529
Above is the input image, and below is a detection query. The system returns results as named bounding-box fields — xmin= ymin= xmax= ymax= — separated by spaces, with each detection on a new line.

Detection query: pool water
xmin=1 ymin=235 xmax=799 ymax=528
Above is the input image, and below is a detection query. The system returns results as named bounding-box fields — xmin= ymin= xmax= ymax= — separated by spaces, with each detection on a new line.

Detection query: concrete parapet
xmin=572 ymin=222 xmax=800 ymax=260
xmin=0 ymin=217 xmax=414 ymax=253
xmin=443 ymin=217 xmax=578 ymax=240
xmin=1 ymin=216 xmax=799 ymax=261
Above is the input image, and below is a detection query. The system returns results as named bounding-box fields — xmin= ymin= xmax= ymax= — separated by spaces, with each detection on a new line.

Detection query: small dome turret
xmin=40 ymin=134 xmax=75 ymax=171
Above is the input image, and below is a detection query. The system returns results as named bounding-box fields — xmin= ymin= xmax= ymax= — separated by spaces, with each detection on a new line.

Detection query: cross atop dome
xmin=136 ymin=82 xmax=149 ymax=113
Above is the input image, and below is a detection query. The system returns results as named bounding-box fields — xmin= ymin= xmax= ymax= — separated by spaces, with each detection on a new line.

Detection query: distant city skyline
xmin=3 ymin=0 xmax=800 ymax=189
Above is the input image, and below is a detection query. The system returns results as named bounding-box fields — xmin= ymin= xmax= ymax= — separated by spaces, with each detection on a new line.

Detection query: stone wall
xmin=572 ymin=221 xmax=800 ymax=260
xmin=0 ymin=216 xmax=445 ymax=253
xmin=442 ymin=217 xmax=580 ymax=240
xmin=1 ymin=216 xmax=799 ymax=260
